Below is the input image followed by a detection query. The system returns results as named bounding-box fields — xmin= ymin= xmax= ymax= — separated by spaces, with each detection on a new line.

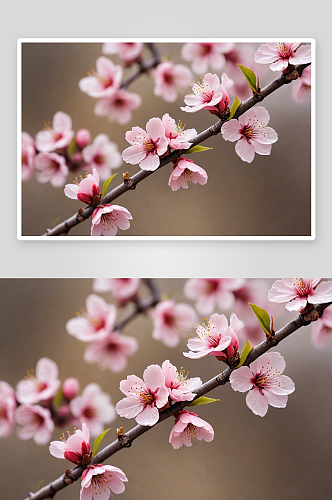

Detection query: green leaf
xmin=101 ymin=173 xmax=118 ymax=198
xmin=67 ymin=136 xmax=77 ymax=157
xmin=185 ymin=145 xmax=213 ymax=154
xmin=53 ymin=217 xmax=60 ymax=227
xmin=92 ymin=428 xmax=111 ymax=457
xmin=53 ymin=386 xmax=63 ymax=409
xmin=237 ymin=339 xmax=254 ymax=368
xmin=228 ymin=96 xmax=242 ymax=120
xmin=37 ymin=480 xmax=44 ymax=491
xmin=249 ymin=303 xmax=272 ymax=336
xmin=187 ymin=396 xmax=220 ymax=407
xmin=238 ymin=64 xmax=257 ymax=92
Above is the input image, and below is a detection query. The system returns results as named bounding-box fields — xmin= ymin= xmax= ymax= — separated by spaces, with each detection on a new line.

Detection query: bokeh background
xmin=0 ymin=278 xmax=331 ymax=500
xmin=21 ymin=42 xmax=312 ymax=237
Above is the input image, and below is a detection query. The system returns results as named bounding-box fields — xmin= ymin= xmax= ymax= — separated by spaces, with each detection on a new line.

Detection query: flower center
xmin=292 ymin=278 xmax=313 ymax=296
xmin=142 ymin=140 xmax=156 ymax=152
xmin=102 ymin=212 xmax=118 ymax=232
xmin=191 ymin=78 xmax=213 ymax=102
xmin=275 ymin=42 xmax=292 ymax=59
xmin=92 ymin=473 xmax=111 ymax=496
xmin=186 ymin=422 xmax=198 ymax=441
xmin=140 ymin=391 xmax=155 ymax=404
xmin=182 ymin=168 xmax=194 ymax=186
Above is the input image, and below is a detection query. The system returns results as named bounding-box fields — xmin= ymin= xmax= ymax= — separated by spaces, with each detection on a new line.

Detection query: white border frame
xmin=17 ymin=38 xmax=316 ymax=241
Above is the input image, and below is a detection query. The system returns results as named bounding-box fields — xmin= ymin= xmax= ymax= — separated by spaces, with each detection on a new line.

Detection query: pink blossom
xmin=62 ymin=378 xmax=80 ymax=401
xmin=15 ymin=404 xmax=54 ymax=445
xmin=293 ymin=65 xmax=311 ymax=103
xmin=183 ymin=313 xmax=241 ymax=360
xmin=94 ymin=89 xmax=142 ymax=125
xmin=70 ymin=383 xmax=116 ymax=437
xmin=0 ymin=381 xmax=17 ymax=438
xmin=223 ymin=44 xmax=260 ymax=101
xmin=76 ymin=129 xmax=91 ymax=149
xmin=181 ymin=73 xmax=232 ymax=114
xmin=152 ymin=300 xmax=197 ymax=347
xmin=79 ymin=57 xmax=122 ymax=98
xmin=80 ymin=463 xmax=128 ymax=500
xmin=221 ymin=106 xmax=278 ymax=163
xmin=184 ymin=278 xmax=245 ymax=315
xmin=268 ymin=278 xmax=332 ymax=312
xmin=169 ymin=409 xmax=214 ymax=449
xmin=21 ymin=132 xmax=36 ymax=181
xmin=93 ymin=278 xmax=140 ymax=302
xmin=122 ymin=117 xmax=168 ymax=171
xmin=82 ymin=134 xmax=122 ymax=181
xmin=66 ymin=294 xmax=117 ymax=342
xmin=64 ymin=169 xmax=101 ymax=205
xmin=35 ymin=111 xmax=74 ymax=152
xmin=311 ymin=306 xmax=332 ymax=348
xmin=16 ymin=357 xmax=61 ymax=405
xmin=84 ymin=332 xmax=139 ymax=373
xmin=230 ymin=352 xmax=295 ymax=417
xmin=181 ymin=42 xmax=235 ymax=74
xmin=153 ymin=62 xmax=193 ymax=102
xmin=162 ymin=113 xmax=196 ymax=150
xmin=116 ymin=364 xmax=169 ymax=426
xmin=161 ymin=360 xmax=201 ymax=402
xmin=168 ymin=157 xmax=208 ymax=192
xmin=34 ymin=152 xmax=69 ymax=187
xmin=49 ymin=423 xmax=91 ymax=464
xmin=102 ymin=42 xmax=143 ymax=64
xmin=254 ymin=42 xmax=311 ymax=72
xmin=91 ymin=205 xmax=132 ymax=236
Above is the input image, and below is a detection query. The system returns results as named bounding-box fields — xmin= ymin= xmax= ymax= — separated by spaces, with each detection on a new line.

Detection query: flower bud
xmin=62 ymin=377 xmax=79 ymax=400
xmin=76 ymin=129 xmax=91 ymax=149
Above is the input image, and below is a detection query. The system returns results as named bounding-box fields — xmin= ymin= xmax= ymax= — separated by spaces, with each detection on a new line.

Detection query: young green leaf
xmin=92 ymin=428 xmax=111 ymax=457
xmin=37 ymin=480 xmax=44 ymax=491
xmin=67 ymin=136 xmax=77 ymax=157
xmin=238 ymin=64 xmax=257 ymax=92
xmin=101 ymin=173 xmax=118 ymax=198
xmin=228 ymin=96 xmax=242 ymax=120
xmin=53 ymin=386 xmax=63 ymax=409
xmin=53 ymin=217 xmax=60 ymax=227
xmin=237 ymin=339 xmax=254 ymax=368
xmin=185 ymin=145 xmax=213 ymax=154
xmin=249 ymin=303 xmax=272 ymax=336
xmin=187 ymin=396 xmax=220 ymax=407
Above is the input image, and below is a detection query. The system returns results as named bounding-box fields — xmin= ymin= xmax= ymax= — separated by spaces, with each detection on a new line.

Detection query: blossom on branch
xmin=161 ymin=360 xmax=201 ymax=402
xmin=16 ymin=357 xmax=61 ymax=405
xmin=102 ymin=41 xmax=143 ymax=65
xmin=293 ymin=65 xmax=311 ymax=103
xmin=21 ymin=132 xmax=36 ymax=181
xmin=254 ymin=42 xmax=311 ymax=72
xmin=268 ymin=278 xmax=332 ymax=312
xmin=152 ymin=300 xmax=197 ymax=347
xmin=91 ymin=205 xmax=133 ymax=236
xmin=181 ymin=73 xmax=232 ymax=115
xmin=84 ymin=332 xmax=139 ymax=373
xmin=169 ymin=409 xmax=214 ymax=449
xmin=153 ymin=61 xmax=193 ymax=102
xmin=93 ymin=278 xmax=140 ymax=303
xmin=34 ymin=152 xmax=69 ymax=187
xmin=168 ymin=157 xmax=208 ymax=192
xmin=184 ymin=278 xmax=245 ymax=315
xmin=311 ymin=306 xmax=332 ymax=348
xmin=162 ymin=113 xmax=196 ymax=150
xmin=0 ymin=381 xmax=16 ymax=438
xmin=64 ymin=169 xmax=101 ymax=205
xmin=49 ymin=423 xmax=91 ymax=465
xmin=230 ymin=352 xmax=295 ymax=417
xmin=181 ymin=42 xmax=235 ymax=74
xmin=80 ymin=464 xmax=128 ymax=500
xmin=82 ymin=134 xmax=122 ymax=181
xmin=94 ymin=89 xmax=142 ymax=125
xmin=221 ymin=106 xmax=278 ymax=163
xmin=79 ymin=57 xmax=122 ymax=98
xmin=35 ymin=111 xmax=74 ymax=153
xmin=15 ymin=404 xmax=54 ymax=445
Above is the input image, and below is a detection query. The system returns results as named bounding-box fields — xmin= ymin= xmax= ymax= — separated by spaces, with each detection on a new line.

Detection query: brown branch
xmin=24 ymin=298 xmax=329 ymax=500
xmin=43 ymin=62 xmax=311 ymax=236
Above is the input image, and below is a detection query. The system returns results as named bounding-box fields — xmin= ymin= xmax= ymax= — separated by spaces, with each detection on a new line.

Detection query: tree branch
xmin=43 ymin=62 xmax=311 ymax=236
xmin=25 ymin=298 xmax=329 ymax=500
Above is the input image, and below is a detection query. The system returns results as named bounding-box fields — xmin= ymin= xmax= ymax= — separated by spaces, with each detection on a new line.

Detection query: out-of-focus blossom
xmin=64 ymin=169 xmax=101 ymax=205
xmin=221 ymin=106 xmax=278 ymax=163
xmin=66 ymin=294 xmax=117 ymax=343
xmin=94 ymin=89 xmax=142 ymax=125
xmin=311 ymin=306 xmax=332 ymax=348
xmin=84 ymin=332 xmax=139 ymax=373
xmin=184 ymin=278 xmax=245 ymax=315
xmin=49 ymin=423 xmax=91 ymax=464
xmin=16 ymin=357 xmax=61 ymax=405
xmin=254 ymin=42 xmax=311 ymax=72
xmin=223 ymin=43 xmax=259 ymax=101
xmin=82 ymin=134 xmax=122 ymax=181
xmin=15 ymin=404 xmax=54 ymax=445
xmin=162 ymin=113 xmax=196 ymax=150
xmin=183 ymin=313 xmax=241 ymax=360
xmin=102 ymin=42 xmax=143 ymax=64
xmin=70 ymin=383 xmax=116 ymax=437
xmin=76 ymin=129 xmax=91 ymax=149
xmin=153 ymin=61 xmax=193 ymax=102
xmin=35 ymin=112 xmax=74 ymax=153
xmin=0 ymin=381 xmax=17 ymax=438
xmin=116 ymin=364 xmax=169 ymax=426
xmin=62 ymin=378 xmax=80 ymax=401
xmin=168 ymin=157 xmax=207 ymax=192
xmin=79 ymin=57 xmax=122 ymax=98
xmin=152 ymin=300 xmax=197 ymax=347
xmin=268 ymin=278 xmax=332 ymax=312
xmin=80 ymin=463 xmax=128 ymax=500
xmin=91 ymin=205 xmax=132 ymax=236
xmin=93 ymin=278 xmax=141 ymax=302
xmin=181 ymin=42 xmax=235 ymax=74
xmin=34 ymin=152 xmax=69 ymax=187
xmin=21 ymin=132 xmax=36 ymax=181
xmin=169 ymin=409 xmax=214 ymax=449
xmin=292 ymin=65 xmax=311 ymax=103
xmin=161 ymin=360 xmax=201 ymax=402
xmin=181 ymin=73 xmax=232 ymax=115
xmin=122 ymin=118 xmax=168 ymax=171
xmin=230 ymin=352 xmax=295 ymax=417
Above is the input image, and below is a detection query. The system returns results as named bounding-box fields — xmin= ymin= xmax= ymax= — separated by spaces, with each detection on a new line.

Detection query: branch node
xmin=252 ymin=90 xmax=263 ymax=102
xmin=266 ymin=335 xmax=279 ymax=346
xmin=123 ymin=172 xmax=136 ymax=190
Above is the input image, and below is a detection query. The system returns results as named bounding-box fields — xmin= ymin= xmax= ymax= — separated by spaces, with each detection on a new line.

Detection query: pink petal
xmin=221 ymin=120 xmax=242 ymax=142
xmin=135 ymin=405 xmax=159 ymax=426
xmin=143 ymin=365 xmax=165 ymax=392
xmin=115 ymin=397 xmax=145 ymax=419
xmin=235 ymin=138 xmax=255 ymax=163
xmin=246 ymin=388 xmax=269 ymax=417
xmin=229 ymin=366 xmax=253 ymax=392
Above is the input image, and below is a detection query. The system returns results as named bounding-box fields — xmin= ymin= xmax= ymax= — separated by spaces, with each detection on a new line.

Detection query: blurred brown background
xmin=0 ymin=278 xmax=331 ymax=500
xmin=21 ymin=42 xmax=312 ymax=237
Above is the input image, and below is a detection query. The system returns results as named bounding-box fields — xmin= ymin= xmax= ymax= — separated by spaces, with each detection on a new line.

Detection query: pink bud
xmin=62 ymin=377 xmax=79 ymax=400
xmin=76 ymin=129 xmax=91 ymax=149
